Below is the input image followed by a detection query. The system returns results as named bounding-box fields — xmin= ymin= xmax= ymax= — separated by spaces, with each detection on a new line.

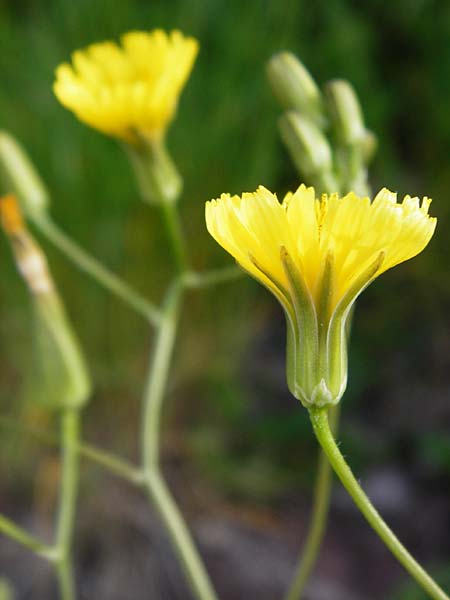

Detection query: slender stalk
xmin=286 ymin=451 xmax=331 ymax=600
xmin=0 ymin=416 xmax=142 ymax=486
xmin=141 ymin=282 xmax=181 ymax=470
xmin=145 ymin=470 xmax=217 ymax=600
xmin=159 ymin=202 xmax=188 ymax=274
xmin=80 ymin=442 xmax=144 ymax=486
xmin=140 ymin=283 xmax=218 ymax=600
xmin=183 ymin=265 xmax=243 ymax=288
xmin=0 ymin=514 xmax=54 ymax=560
xmin=31 ymin=214 xmax=162 ymax=327
xmin=55 ymin=409 xmax=80 ymax=600
xmin=285 ymin=406 xmax=339 ymax=600
xmin=310 ymin=407 xmax=449 ymax=600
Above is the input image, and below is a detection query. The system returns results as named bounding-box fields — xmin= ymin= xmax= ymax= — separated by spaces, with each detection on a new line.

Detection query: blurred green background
xmin=0 ymin=1 xmax=449 ymax=599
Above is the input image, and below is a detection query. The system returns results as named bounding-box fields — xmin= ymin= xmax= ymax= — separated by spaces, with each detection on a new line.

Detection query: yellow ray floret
xmin=53 ymin=29 xmax=199 ymax=142
xmin=206 ymin=185 xmax=436 ymax=312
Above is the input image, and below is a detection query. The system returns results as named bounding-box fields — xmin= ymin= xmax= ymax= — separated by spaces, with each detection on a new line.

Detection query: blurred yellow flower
xmin=54 ymin=29 xmax=199 ymax=142
xmin=206 ymin=185 xmax=436 ymax=406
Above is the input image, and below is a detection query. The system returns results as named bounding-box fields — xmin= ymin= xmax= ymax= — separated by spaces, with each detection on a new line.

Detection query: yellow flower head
xmin=53 ymin=29 xmax=199 ymax=142
xmin=206 ymin=185 xmax=436 ymax=406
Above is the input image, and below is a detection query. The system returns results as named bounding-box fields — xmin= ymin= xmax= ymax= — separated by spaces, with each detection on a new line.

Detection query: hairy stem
xmin=310 ymin=407 xmax=449 ymax=600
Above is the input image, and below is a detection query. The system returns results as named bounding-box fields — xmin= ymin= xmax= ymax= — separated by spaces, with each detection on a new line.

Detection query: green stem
xmin=55 ymin=409 xmax=80 ymax=600
xmin=183 ymin=265 xmax=243 ymax=288
xmin=159 ymin=202 xmax=188 ymax=274
xmin=310 ymin=407 xmax=449 ymax=600
xmin=124 ymin=136 xmax=182 ymax=207
xmin=145 ymin=470 xmax=217 ymax=600
xmin=0 ymin=514 xmax=54 ymax=560
xmin=31 ymin=214 xmax=161 ymax=327
xmin=285 ymin=406 xmax=339 ymax=600
xmin=0 ymin=416 xmax=142 ymax=486
xmin=80 ymin=442 xmax=144 ymax=486
xmin=141 ymin=283 xmax=181 ymax=471
xmin=141 ymin=283 xmax=218 ymax=600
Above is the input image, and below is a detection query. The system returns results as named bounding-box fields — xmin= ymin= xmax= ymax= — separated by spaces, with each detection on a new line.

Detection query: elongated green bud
xmin=125 ymin=134 xmax=182 ymax=205
xmin=31 ymin=292 xmax=91 ymax=410
xmin=325 ymin=80 xmax=376 ymax=195
xmin=0 ymin=195 xmax=90 ymax=410
xmin=325 ymin=80 xmax=366 ymax=146
xmin=267 ymin=52 xmax=326 ymax=128
xmin=0 ymin=131 xmax=49 ymax=216
xmin=279 ymin=112 xmax=339 ymax=193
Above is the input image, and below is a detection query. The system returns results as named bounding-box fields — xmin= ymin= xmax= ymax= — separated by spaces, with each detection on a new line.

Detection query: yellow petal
xmin=205 ymin=185 xmax=436 ymax=313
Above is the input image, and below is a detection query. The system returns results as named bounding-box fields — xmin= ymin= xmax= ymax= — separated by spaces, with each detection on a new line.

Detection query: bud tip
xmin=0 ymin=194 xmax=25 ymax=235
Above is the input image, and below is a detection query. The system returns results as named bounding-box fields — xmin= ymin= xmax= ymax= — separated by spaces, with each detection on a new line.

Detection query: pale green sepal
xmin=285 ymin=316 xmax=299 ymax=398
xmin=331 ymin=251 xmax=385 ymax=326
xmin=279 ymin=246 xmax=319 ymax=406
xmin=266 ymin=52 xmax=326 ymax=128
xmin=125 ymin=135 xmax=182 ymax=206
xmin=0 ymin=131 xmax=49 ymax=216
xmin=345 ymin=303 xmax=355 ymax=340
xmin=310 ymin=379 xmax=335 ymax=407
xmin=316 ymin=251 xmax=334 ymax=330
xmin=326 ymin=251 xmax=385 ymax=401
xmin=315 ymin=251 xmax=337 ymax=397
xmin=247 ymin=251 xmax=300 ymax=398
xmin=279 ymin=246 xmax=317 ymax=338
xmin=31 ymin=291 xmax=91 ymax=410
xmin=247 ymin=252 xmax=294 ymax=319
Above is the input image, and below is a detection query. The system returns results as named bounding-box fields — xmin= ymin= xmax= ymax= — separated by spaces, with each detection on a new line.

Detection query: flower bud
xmin=325 ymin=80 xmax=367 ymax=146
xmin=0 ymin=196 xmax=90 ymax=410
xmin=267 ymin=52 xmax=326 ymax=128
xmin=0 ymin=131 xmax=49 ymax=216
xmin=325 ymin=81 xmax=377 ymax=194
xmin=279 ymin=112 xmax=339 ymax=193
xmin=125 ymin=135 xmax=182 ymax=205
xmin=31 ymin=291 xmax=91 ymax=410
